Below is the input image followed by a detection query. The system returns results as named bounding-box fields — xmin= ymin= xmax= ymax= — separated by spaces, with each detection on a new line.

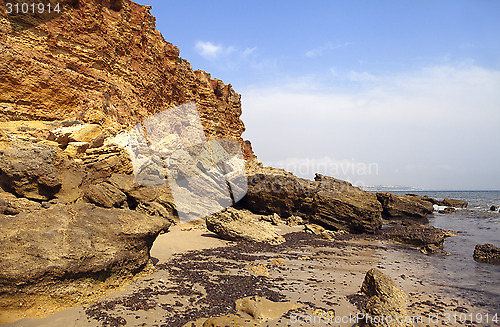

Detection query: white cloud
xmin=305 ymin=42 xmax=351 ymax=57
xmin=194 ymin=41 xmax=261 ymax=71
xmin=241 ymin=63 xmax=500 ymax=189
xmin=195 ymin=41 xmax=234 ymax=59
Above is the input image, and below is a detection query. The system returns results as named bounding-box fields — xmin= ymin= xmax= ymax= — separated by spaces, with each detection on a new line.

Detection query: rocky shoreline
xmin=3 ymin=223 xmax=497 ymax=327
xmin=1 ymin=1 xmax=499 ymax=326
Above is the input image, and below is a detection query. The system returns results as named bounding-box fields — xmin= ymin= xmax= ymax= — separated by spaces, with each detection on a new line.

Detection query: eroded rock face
xmin=0 ymin=140 xmax=62 ymax=200
xmin=313 ymin=174 xmax=383 ymax=233
xmin=48 ymin=123 xmax=104 ymax=148
xmin=474 ymin=243 xmax=500 ymax=265
xmin=0 ymin=192 xmax=43 ymax=214
xmin=0 ymin=203 xmax=171 ymax=306
xmin=377 ymin=192 xmax=434 ymax=218
xmin=0 ymin=0 xmax=254 ymax=159
xmin=360 ymin=268 xmax=411 ymax=327
xmin=85 ymin=182 xmax=128 ymax=208
xmin=206 ymin=207 xmax=285 ymax=244
xmin=238 ymin=167 xmax=382 ymax=233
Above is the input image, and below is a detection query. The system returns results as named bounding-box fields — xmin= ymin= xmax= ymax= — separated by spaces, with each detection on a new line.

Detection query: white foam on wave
xmin=433 ymin=204 xmax=447 ymax=211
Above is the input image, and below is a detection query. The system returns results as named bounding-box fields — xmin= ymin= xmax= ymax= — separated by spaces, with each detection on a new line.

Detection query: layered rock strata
xmin=377 ymin=192 xmax=434 ymax=218
xmin=0 ymin=0 xmax=255 ymax=159
xmin=238 ymin=165 xmax=383 ymax=233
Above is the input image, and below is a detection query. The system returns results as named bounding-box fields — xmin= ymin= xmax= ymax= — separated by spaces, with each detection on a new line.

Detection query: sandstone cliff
xmin=0 ymin=0 xmax=255 ymax=159
xmin=0 ymin=0 xmax=449 ymax=323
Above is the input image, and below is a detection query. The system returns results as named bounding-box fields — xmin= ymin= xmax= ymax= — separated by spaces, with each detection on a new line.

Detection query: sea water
xmin=393 ymin=191 xmax=500 ymax=315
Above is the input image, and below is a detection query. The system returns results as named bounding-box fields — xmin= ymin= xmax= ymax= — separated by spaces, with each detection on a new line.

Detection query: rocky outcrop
xmin=0 ymin=203 xmax=171 ymax=309
xmin=384 ymin=222 xmax=455 ymax=254
xmin=359 ymin=268 xmax=411 ymax=327
xmin=377 ymin=193 xmax=469 ymax=218
xmin=473 ymin=243 xmax=500 ymax=265
xmin=376 ymin=192 xmax=434 ymax=218
xmin=238 ymin=167 xmax=382 ymax=233
xmin=313 ymin=174 xmax=383 ymax=233
xmin=206 ymin=207 xmax=285 ymax=244
xmin=0 ymin=0 xmax=254 ymax=159
xmin=0 ymin=121 xmax=177 ymax=317
xmin=440 ymin=198 xmax=468 ymax=208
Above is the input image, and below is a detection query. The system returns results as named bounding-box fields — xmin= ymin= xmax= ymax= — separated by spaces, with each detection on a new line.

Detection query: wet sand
xmin=3 ymin=222 xmax=499 ymax=327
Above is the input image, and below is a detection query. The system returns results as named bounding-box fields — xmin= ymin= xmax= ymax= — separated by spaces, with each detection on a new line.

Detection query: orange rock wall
xmin=0 ymin=0 xmax=255 ymax=159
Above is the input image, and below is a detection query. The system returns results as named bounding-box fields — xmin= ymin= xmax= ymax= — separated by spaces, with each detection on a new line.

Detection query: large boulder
xmin=206 ymin=207 xmax=285 ymax=244
xmin=473 ymin=243 xmax=500 ymax=265
xmin=376 ymin=192 xmax=434 ymax=218
xmin=359 ymin=268 xmax=411 ymax=327
xmin=0 ymin=140 xmax=62 ymax=200
xmin=0 ymin=203 xmax=171 ymax=308
xmin=238 ymin=167 xmax=382 ymax=233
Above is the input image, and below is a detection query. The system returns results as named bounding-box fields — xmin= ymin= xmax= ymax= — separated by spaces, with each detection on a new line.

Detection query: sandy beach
xmin=4 ymin=221 xmax=498 ymax=327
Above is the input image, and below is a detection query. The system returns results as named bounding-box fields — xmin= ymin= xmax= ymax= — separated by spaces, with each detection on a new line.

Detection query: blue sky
xmin=138 ymin=1 xmax=500 ymax=190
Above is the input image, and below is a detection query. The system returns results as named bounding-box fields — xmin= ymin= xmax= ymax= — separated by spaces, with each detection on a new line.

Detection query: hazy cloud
xmin=241 ymin=63 xmax=500 ymax=189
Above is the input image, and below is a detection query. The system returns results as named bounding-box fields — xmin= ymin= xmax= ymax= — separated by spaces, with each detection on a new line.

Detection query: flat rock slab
xmin=206 ymin=207 xmax=285 ymax=244
xmin=383 ymin=223 xmax=455 ymax=251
